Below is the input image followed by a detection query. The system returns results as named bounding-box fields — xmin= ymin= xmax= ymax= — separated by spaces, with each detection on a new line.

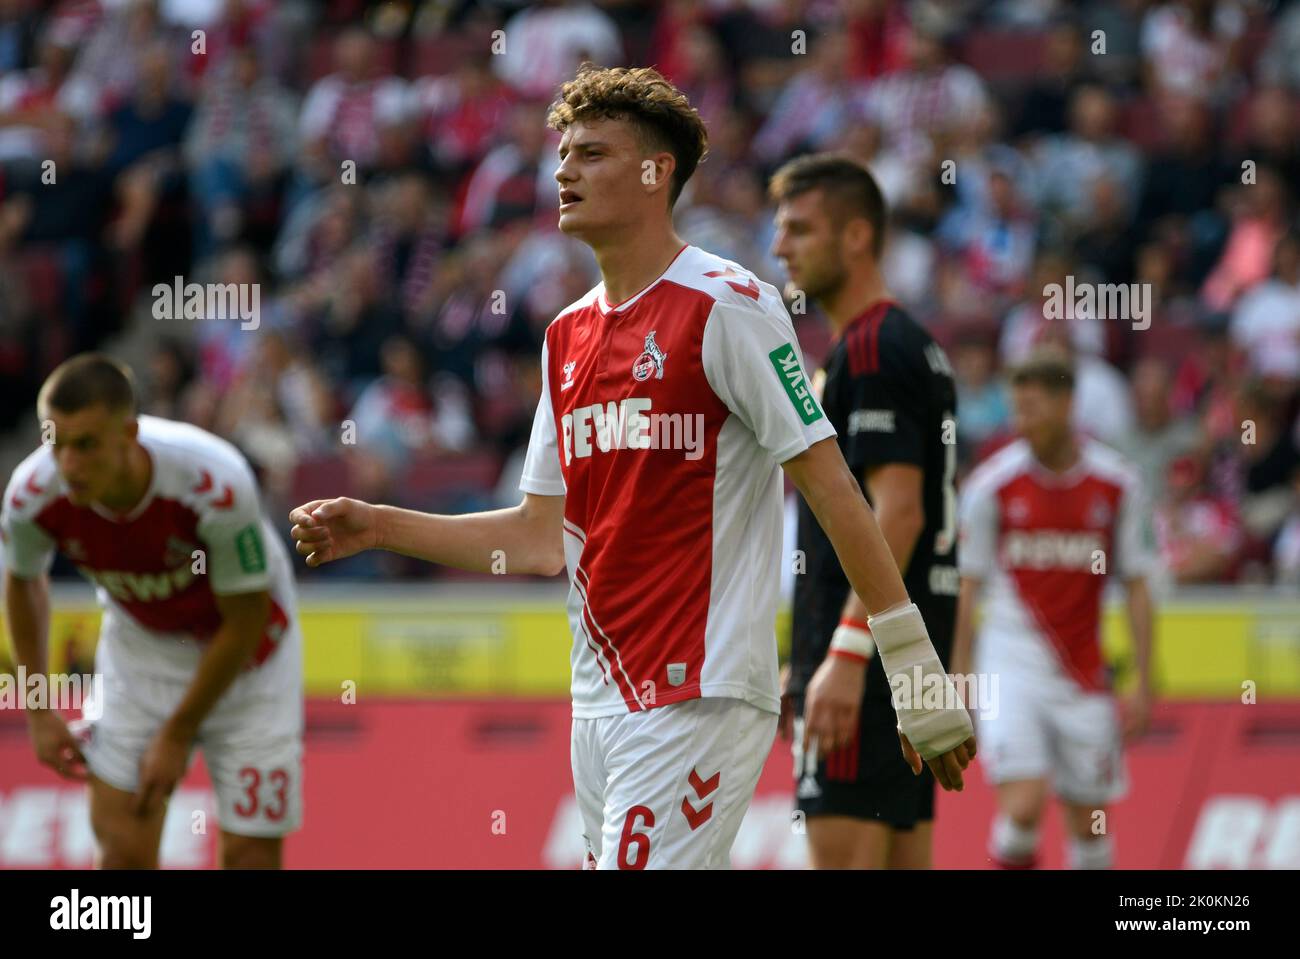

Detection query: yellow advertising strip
xmin=3 ymin=589 xmax=1297 ymax=700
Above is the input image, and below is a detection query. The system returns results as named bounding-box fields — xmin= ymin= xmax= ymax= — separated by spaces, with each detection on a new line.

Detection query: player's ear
xmin=644 ymin=151 xmax=676 ymax=198
xmin=843 ymin=217 xmax=873 ymax=260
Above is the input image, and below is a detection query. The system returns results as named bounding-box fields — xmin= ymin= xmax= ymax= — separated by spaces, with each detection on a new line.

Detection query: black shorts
xmin=792 ymin=691 xmax=936 ymax=829
xmin=790 ymin=597 xmax=952 ymax=829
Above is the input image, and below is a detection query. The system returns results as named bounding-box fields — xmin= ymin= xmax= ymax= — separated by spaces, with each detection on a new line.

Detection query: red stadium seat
xmin=290 ymin=453 xmax=354 ymax=505
xmin=399 ymin=451 xmax=502 ymax=506
xmin=957 ymin=29 xmax=1047 ymax=85
xmin=20 ymin=249 xmax=62 ymax=317
xmin=303 ymin=33 xmax=403 ymax=86
xmin=1119 ymin=95 xmax=1166 ymax=151
xmin=407 ymin=33 xmax=481 ymax=77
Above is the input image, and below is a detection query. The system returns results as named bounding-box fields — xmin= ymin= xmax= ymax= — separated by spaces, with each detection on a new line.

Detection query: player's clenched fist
xmin=288 ymin=498 xmax=383 ymax=567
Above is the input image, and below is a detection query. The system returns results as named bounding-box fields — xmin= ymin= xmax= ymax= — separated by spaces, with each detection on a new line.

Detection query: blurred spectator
xmin=104 ymin=37 xmax=193 ymax=176
xmin=455 ymin=98 xmax=551 ymax=236
xmin=753 ymin=30 xmax=863 ymax=167
xmin=214 ymin=324 xmax=333 ymax=500
xmin=294 ymin=27 xmax=408 ymax=202
xmin=935 ymin=159 xmax=1037 ymax=315
xmin=307 ymin=241 xmax=403 ymax=396
xmin=275 ymin=181 xmax=360 ymax=282
xmin=1035 ymin=317 xmax=1135 ymax=447
xmin=712 ymin=0 xmax=814 ymax=115
xmin=1136 ymin=94 xmax=1228 ymax=282
xmin=68 ymin=0 xmax=179 ymax=114
xmin=345 ymin=333 xmax=474 ymax=477
xmin=139 ymin=336 xmax=197 ymax=420
xmin=856 ymin=19 xmax=989 ymax=165
xmin=951 ymin=323 xmax=1010 ymax=464
xmin=999 ymin=250 xmax=1106 ymax=365
xmin=410 ymin=50 xmax=516 ymax=180
xmin=1259 ymin=1 xmax=1300 ymax=91
xmin=1271 ymin=465 xmax=1300 ymax=586
xmin=0 ymin=24 xmax=97 ymax=162
xmin=369 ymin=171 xmax=451 ymax=323
xmin=492 ymin=0 xmax=623 ymax=100
xmin=1013 ymin=16 xmax=1091 ymax=139
xmin=1154 ymin=451 xmax=1244 ymax=584
xmin=1200 ymin=163 xmax=1288 ymax=311
xmin=1086 ymin=0 xmax=1147 ymax=90
xmin=1230 ymin=228 xmax=1300 ymax=383
xmin=0 ymin=112 xmax=111 ymax=351
xmin=0 ymin=0 xmax=39 ymax=74
xmin=184 ymin=45 xmax=298 ymax=257
xmin=1073 ymin=174 xmax=1141 ymax=285
xmin=1230 ymin=85 xmax=1300 ymax=194
xmin=1114 ymin=355 xmax=1203 ymax=497
xmin=1030 ymin=84 xmax=1142 ymax=229
xmin=662 ymin=19 xmax=735 ymax=133
xmin=1233 ymin=379 xmax=1300 ymax=540
xmin=1140 ymin=0 xmax=1244 ymax=104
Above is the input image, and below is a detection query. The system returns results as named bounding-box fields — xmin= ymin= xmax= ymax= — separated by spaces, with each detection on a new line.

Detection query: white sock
xmin=989 ymin=813 xmax=1038 ymax=866
xmin=1068 ymin=835 xmax=1114 ymax=869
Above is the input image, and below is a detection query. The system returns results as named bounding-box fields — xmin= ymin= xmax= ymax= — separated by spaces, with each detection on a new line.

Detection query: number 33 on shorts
xmin=211 ymin=746 xmax=303 ymax=836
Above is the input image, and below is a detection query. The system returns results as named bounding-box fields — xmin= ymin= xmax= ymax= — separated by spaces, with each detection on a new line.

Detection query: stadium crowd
xmin=0 ymin=0 xmax=1297 ymax=585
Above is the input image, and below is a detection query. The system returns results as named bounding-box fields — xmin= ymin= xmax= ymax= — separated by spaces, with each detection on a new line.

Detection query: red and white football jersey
xmin=1 ymin=415 xmax=298 ymax=686
xmin=520 ymin=244 xmax=835 ymax=719
xmin=957 ymin=437 xmax=1156 ymax=691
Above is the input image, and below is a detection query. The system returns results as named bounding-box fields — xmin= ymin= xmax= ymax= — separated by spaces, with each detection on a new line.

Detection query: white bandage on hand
xmin=867 ymin=601 xmax=974 ymax=760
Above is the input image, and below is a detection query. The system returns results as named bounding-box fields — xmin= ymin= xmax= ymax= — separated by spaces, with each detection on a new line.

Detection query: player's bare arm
xmin=134 ymin=589 xmax=272 ymax=815
xmin=3 ymin=569 xmax=87 ymax=781
xmin=782 ymin=437 xmax=975 ymax=790
xmin=950 ymin=576 xmax=982 ymax=700
xmin=289 ymin=492 xmax=566 ymax=576
xmin=1122 ymin=576 xmax=1155 ymax=742
xmin=795 ymin=463 xmax=925 ymax=747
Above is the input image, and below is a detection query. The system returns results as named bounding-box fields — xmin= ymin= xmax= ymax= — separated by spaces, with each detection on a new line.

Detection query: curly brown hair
xmin=546 ymin=62 xmax=708 ymax=209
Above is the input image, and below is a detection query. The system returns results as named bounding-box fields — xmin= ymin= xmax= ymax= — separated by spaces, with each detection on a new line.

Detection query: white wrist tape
xmin=867 ymin=601 xmax=973 ymax=760
xmin=829 ymin=621 xmax=875 ymax=659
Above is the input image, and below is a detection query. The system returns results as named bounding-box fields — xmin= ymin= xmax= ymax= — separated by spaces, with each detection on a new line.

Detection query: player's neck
xmin=593 ymin=227 xmax=686 ymax=308
xmin=98 ymin=443 xmax=152 ymax=514
xmin=1033 ymin=433 xmax=1080 ymax=474
xmin=824 ymin=270 xmax=892 ymax=336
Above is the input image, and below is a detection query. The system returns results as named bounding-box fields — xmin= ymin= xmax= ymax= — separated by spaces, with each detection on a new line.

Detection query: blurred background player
xmin=772 ymin=154 xmax=962 ymax=870
xmin=289 ymin=63 xmax=973 ymax=870
xmin=1 ymin=354 xmax=303 ymax=868
xmin=950 ymin=347 xmax=1156 ymax=870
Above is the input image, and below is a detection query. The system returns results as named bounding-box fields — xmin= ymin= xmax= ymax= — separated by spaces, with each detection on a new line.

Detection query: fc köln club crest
xmin=632 ymin=330 xmax=668 ymax=381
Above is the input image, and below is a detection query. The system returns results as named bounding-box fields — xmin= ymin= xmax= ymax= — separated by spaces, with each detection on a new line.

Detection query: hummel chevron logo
xmin=192 ymin=470 xmax=213 ymax=494
xmin=11 ymin=471 xmax=43 ymax=508
xmin=703 ymin=268 xmax=759 ymax=301
xmin=681 ymin=767 xmax=721 ymax=831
